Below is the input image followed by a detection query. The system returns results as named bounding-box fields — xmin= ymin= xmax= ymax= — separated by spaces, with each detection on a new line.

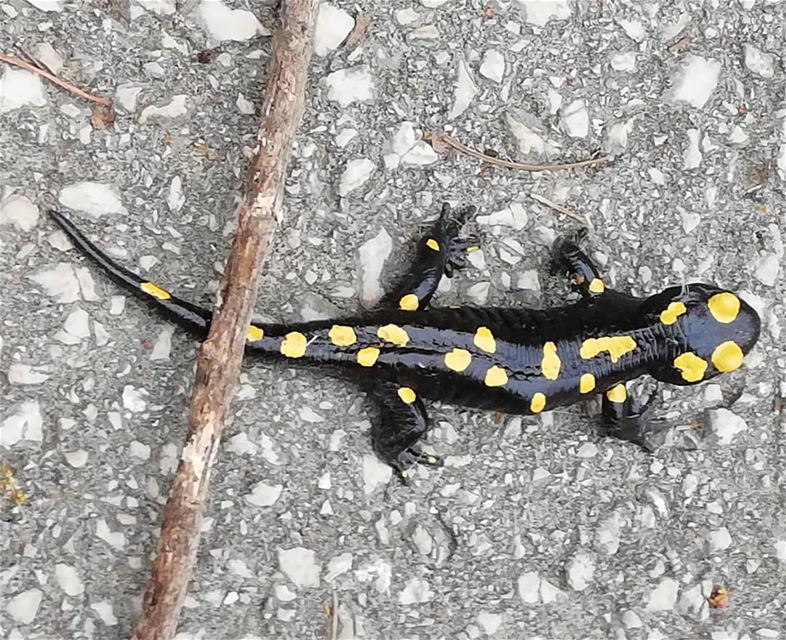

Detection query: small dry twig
xmin=0 ymin=52 xmax=112 ymax=107
xmin=130 ymin=2 xmax=318 ymax=639
xmin=330 ymin=590 xmax=340 ymax=640
xmin=344 ymin=12 xmax=372 ymax=48
xmin=425 ymin=131 xmax=609 ymax=173
xmin=528 ymin=192 xmax=589 ymax=225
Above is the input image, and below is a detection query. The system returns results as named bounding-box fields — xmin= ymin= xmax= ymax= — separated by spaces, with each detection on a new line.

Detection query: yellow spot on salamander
xmin=280 ymin=331 xmax=307 ymax=358
xmin=444 ymin=348 xmax=472 ymax=372
xmin=426 ymin=238 xmax=440 ymax=251
xmin=141 ymin=282 xmax=171 ymax=300
xmin=579 ymin=372 xmax=596 ymax=394
xmin=357 ymin=346 xmax=380 ymax=367
xmin=711 ymin=341 xmax=744 ymax=373
xmin=530 ymin=392 xmax=546 ymax=413
xmin=398 ymin=387 xmax=417 ymax=404
xmin=708 ymin=292 xmax=740 ymax=324
xmin=673 ymin=351 xmax=707 ymax=382
xmin=540 ymin=341 xmax=561 ymax=380
xmin=588 ymin=278 xmax=605 ymax=294
xmin=377 ymin=324 xmax=409 ymax=346
xmin=399 ymin=293 xmax=419 ymax=311
xmin=580 ymin=336 xmax=637 ymax=363
xmin=659 ymin=301 xmax=687 ymax=325
xmin=247 ymin=325 xmax=265 ymax=342
xmin=484 ymin=366 xmax=508 ymax=387
xmin=473 ymin=326 xmax=496 ymax=353
xmin=606 ymin=384 xmax=627 ymax=403
xmin=329 ymin=325 xmax=356 ymax=346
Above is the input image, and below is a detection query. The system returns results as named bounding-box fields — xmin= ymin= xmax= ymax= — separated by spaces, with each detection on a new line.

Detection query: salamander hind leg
xmin=600 ymin=383 xmax=670 ymax=452
xmin=367 ymin=381 xmax=443 ymax=480
xmin=378 ymin=202 xmax=477 ymax=312
xmin=551 ymin=228 xmax=607 ymax=298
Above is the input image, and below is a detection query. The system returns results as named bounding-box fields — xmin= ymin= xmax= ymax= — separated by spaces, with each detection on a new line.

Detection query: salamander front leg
xmin=600 ymin=383 xmax=669 ymax=452
xmin=551 ymin=229 xmax=606 ymax=298
xmin=367 ymin=381 xmax=443 ymax=480
xmin=378 ymin=202 xmax=477 ymax=312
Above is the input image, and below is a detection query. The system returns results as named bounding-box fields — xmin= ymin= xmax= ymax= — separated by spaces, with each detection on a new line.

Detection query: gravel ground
xmin=1 ymin=0 xmax=785 ymax=639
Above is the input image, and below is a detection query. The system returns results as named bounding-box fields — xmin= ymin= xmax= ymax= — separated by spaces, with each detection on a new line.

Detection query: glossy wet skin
xmin=47 ymin=206 xmax=762 ymax=473
xmin=642 ymin=285 xmax=761 ymax=386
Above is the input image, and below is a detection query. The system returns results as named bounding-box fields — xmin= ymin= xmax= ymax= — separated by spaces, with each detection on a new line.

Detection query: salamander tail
xmin=48 ymin=210 xmax=213 ymax=338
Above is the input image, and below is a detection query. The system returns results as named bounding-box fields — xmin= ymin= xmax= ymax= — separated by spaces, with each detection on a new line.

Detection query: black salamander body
xmin=48 ymin=206 xmax=761 ymax=476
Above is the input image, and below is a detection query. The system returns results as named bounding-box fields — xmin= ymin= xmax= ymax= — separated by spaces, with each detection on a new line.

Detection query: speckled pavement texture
xmin=1 ymin=0 xmax=785 ymax=639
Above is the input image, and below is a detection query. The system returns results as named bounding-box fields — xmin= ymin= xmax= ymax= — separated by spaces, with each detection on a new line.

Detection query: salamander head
xmin=643 ymin=284 xmax=761 ymax=386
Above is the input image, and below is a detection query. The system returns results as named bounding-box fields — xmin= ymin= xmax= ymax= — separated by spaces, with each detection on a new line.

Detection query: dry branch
xmin=426 ymin=131 xmax=609 ymax=172
xmin=131 ymin=2 xmax=318 ymax=639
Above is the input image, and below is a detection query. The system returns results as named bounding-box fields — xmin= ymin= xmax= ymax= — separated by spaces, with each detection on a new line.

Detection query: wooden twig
xmin=425 ymin=131 xmax=609 ymax=172
xmin=130 ymin=2 xmax=318 ymax=639
xmin=0 ymin=52 xmax=112 ymax=107
xmin=330 ymin=590 xmax=339 ymax=640
xmin=528 ymin=192 xmax=589 ymax=225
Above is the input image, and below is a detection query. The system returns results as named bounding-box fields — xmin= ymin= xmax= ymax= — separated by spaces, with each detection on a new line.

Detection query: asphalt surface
xmin=1 ymin=0 xmax=785 ymax=639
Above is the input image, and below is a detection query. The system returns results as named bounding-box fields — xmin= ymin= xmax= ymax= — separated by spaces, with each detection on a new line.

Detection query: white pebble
xmin=707 ymin=408 xmax=747 ymax=445
xmin=314 ymin=3 xmax=354 ymax=57
xmin=95 ymin=519 xmax=126 ymax=550
xmin=358 ymin=228 xmax=392 ymax=305
xmin=754 ymin=253 xmax=779 ymax=286
xmin=245 ymin=481 xmax=283 ymax=506
xmin=278 ymin=547 xmax=321 ymax=588
xmin=150 ymin=326 xmax=174 ymax=361
xmin=449 ymin=58 xmax=478 ymax=119
xmin=1 ymin=400 xmax=43 ymax=447
xmin=683 ymin=128 xmax=702 ymax=169
xmin=362 ymin=454 xmax=392 ymax=495
xmin=64 ymin=450 xmax=89 ymax=468
xmin=708 ymin=527 xmax=732 ymax=552
xmin=610 ymin=51 xmax=637 ymax=72
xmin=743 ymin=43 xmax=774 ymax=78
xmin=517 ymin=571 xmax=540 ymax=604
xmin=596 ymin=512 xmax=621 ymax=555
xmin=680 ymin=210 xmax=701 ymax=234
xmin=0 ymin=193 xmax=40 ymax=231
xmin=645 ymin=577 xmax=679 ymax=612
xmin=339 ymin=158 xmax=375 ymax=196
xmin=226 ymin=432 xmax=257 ymax=456
xmin=115 ymin=84 xmax=143 ymax=112
xmin=198 ymin=0 xmax=268 ymax=42
xmin=398 ymin=577 xmax=433 ymax=604
xmin=129 ymin=440 xmax=151 ymax=460
xmin=517 ymin=269 xmax=540 ymax=292
xmin=667 ymin=55 xmax=721 ymax=108
xmin=325 ymin=66 xmax=374 ymax=107
xmin=58 ymin=182 xmax=127 ymax=218
xmin=774 ymin=538 xmax=786 ymax=562
xmin=298 ymin=406 xmax=324 ymax=423
xmin=617 ymin=18 xmax=646 ymax=42
xmin=561 ymin=99 xmax=589 ymax=138
xmin=520 ymin=0 xmax=572 ymax=26
xmin=55 ymin=563 xmax=84 ymax=596
xmin=7 ymin=365 xmax=49 ymax=386
xmin=477 ymin=612 xmax=502 ymax=635
xmin=395 ymin=8 xmax=419 ymax=25
xmin=479 ymin=49 xmax=505 ymax=83
xmin=466 ymin=282 xmax=490 ymax=305
xmin=33 ymin=42 xmax=63 ymax=73
xmin=122 ymin=385 xmax=148 ymax=413
xmin=324 ymin=552 xmax=353 ymax=582
xmin=138 ymin=94 xmax=188 ymax=124
xmin=0 ymin=68 xmax=46 ymax=113
xmin=576 ymin=442 xmax=598 ymax=458
xmin=566 ymin=551 xmax=595 ymax=591
xmin=27 ymin=0 xmax=64 ymax=10
xmin=335 ymin=128 xmax=357 ymax=147
xmin=90 ymin=600 xmax=118 ymax=626
xmin=63 ymin=307 xmax=91 ymax=339
xmin=6 ymin=588 xmax=43 ymax=624
xmin=166 ymin=176 xmax=185 ymax=212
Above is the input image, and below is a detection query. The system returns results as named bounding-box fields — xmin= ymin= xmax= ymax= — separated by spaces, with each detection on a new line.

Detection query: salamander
xmin=48 ymin=205 xmax=761 ymax=477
